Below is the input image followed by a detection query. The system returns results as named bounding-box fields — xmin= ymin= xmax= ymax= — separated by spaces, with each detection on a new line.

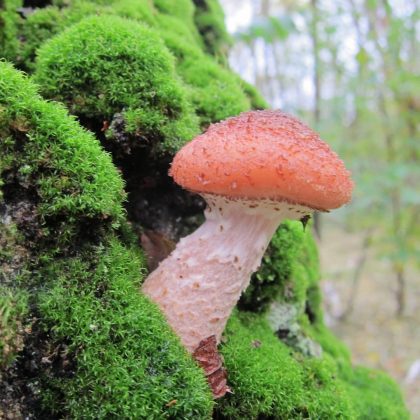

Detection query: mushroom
xmin=142 ymin=110 xmax=353 ymax=353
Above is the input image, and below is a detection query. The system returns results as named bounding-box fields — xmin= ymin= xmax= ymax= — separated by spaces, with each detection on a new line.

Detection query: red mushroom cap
xmin=170 ymin=110 xmax=353 ymax=210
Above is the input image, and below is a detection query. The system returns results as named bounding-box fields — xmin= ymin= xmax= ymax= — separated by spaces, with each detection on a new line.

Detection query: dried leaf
xmin=193 ymin=335 xmax=231 ymax=399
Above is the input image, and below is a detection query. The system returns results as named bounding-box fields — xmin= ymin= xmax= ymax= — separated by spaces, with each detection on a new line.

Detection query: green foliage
xmin=34 ymin=15 xmax=199 ymax=154
xmin=37 ymin=238 xmax=213 ymax=418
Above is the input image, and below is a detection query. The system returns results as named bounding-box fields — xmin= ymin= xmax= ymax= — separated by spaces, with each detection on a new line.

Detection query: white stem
xmin=142 ymin=194 xmax=311 ymax=352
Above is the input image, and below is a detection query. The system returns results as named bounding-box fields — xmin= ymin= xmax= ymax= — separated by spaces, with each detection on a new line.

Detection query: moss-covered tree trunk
xmin=0 ymin=0 xmax=408 ymax=418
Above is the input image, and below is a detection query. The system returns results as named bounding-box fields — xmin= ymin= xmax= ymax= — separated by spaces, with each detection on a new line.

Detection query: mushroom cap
xmin=170 ymin=110 xmax=353 ymax=210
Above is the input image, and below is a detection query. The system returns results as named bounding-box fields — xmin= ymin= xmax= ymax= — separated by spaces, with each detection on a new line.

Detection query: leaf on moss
xmin=192 ymin=335 xmax=231 ymax=399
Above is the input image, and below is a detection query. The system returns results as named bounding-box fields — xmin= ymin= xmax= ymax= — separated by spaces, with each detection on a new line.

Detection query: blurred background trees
xmin=221 ymin=0 xmax=419 ymax=316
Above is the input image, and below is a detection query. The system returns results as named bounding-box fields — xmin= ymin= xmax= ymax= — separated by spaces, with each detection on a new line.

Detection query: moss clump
xmin=0 ymin=0 xmax=22 ymax=62
xmin=240 ymin=78 xmax=270 ymax=110
xmin=37 ymin=237 xmax=213 ymax=418
xmin=15 ymin=2 xmax=108 ymax=71
xmin=342 ymin=366 xmax=409 ymax=420
xmin=239 ymin=221 xmax=306 ymax=313
xmin=192 ymin=0 xmax=231 ymax=57
xmin=0 ymin=62 xmax=213 ymax=417
xmin=1 ymin=60 xmax=124 ymax=226
xmin=153 ymin=0 xmax=202 ymax=44
xmin=177 ymin=54 xmax=250 ymax=126
xmin=34 ymin=15 xmax=199 ymax=155
xmin=154 ymin=13 xmax=250 ymax=126
xmin=2 ymin=0 xmax=250 ymax=130
xmin=218 ymin=312 xmax=354 ymax=419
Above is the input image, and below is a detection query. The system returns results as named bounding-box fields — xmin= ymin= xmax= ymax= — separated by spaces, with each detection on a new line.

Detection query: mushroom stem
xmin=142 ymin=194 xmax=311 ymax=353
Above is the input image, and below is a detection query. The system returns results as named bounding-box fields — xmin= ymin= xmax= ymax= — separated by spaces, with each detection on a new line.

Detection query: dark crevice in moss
xmin=105 ymin=137 xmax=205 ymax=242
xmin=23 ymin=0 xmax=51 ymax=8
xmin=305 ymin=299 xmax=317 ymax=324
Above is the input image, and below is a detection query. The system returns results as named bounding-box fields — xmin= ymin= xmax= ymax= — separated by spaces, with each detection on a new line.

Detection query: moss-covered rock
xmin=0 ymin=0 xmax=410 ymax=418
xmin=0 ymin=61 xmax=213 ymax=418
xmin=192 ymin=0 xmax=231 ymax=57
xmin=34 ymin=15 xmax=199 ymax=155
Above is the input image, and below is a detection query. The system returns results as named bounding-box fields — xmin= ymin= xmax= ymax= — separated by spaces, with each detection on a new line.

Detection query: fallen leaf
xmin=193 ymin=335 xmax=231 ymax=399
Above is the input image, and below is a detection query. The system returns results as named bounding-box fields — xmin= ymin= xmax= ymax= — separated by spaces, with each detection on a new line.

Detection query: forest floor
xmin=318 ymin=223 xmax=420 ymax=419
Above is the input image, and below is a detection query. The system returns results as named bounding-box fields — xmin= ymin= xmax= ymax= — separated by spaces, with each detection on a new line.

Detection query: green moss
xmin=34 ymin=15 xmax=199 ymax=154
xmin=218 ymin=312 xmax=354 ymax=419
xmin=0 ymin=0 xmax=22 ymax=62
xmin=0 ymin=60 xmax=124 ymax=224
xmin=156 ymin=13 xmax=203 ymax=59
xmin=9 ymin=0 xmax=157 ymax=71
xmin=0 ymin=287 xmax=28 ymax=367
xmin=239 ymin=221 xmax=306 ymax=312
xmin=341 ymin=366 xmax=409 ymax=419
xmin=177 ymin=54 xmax=250 ymax=126
xmin=153 ymin=0 xmax=200 ymax=38
xmin=37 ymin=237 xmax=213 ymax=418
xmin=17 ymin=2 xmax=106 ymax=71
xmin=154 ymin=0 xmax=195 ymax=21
xmin=192 ymin=0 xmax=231 ymax=57
xmin=240 ymin=78 xmax=269 ymax=109
xmin=1 ymin=62 xmax=213 ymax=417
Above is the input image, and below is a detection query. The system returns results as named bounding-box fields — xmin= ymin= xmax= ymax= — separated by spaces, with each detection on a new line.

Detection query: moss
xmin=1 ymin=60 xmax=124 ymax=225
xmin=153 ymin=0 xmax=202 ymax=44
xmin=37 ymin=237 xmax=213 ymax=418
xmin=0 ymin=2 xmax=410 ymax=418
xmin=156 ymin=13 xmax=203 ymax=59
xmin=17 ymin=2 xmax=107 ymax=71
xmin=192 ymin=0 xmax=231 ymax=57
xmin=0 ymin=287 xmax=28 ymax=367
xmin=3 ymin=0 xmax=251 ymax=132
xmin=177 ymin=53 xmax=250 ymax=126
xmin=0 ymin=0 xmax=22 ymax=62
xmin=218 ymin=312 xmax=354 ymax=419
xmin=341 ymin=366 xmax=409 ymax=419
xmin=34 ymin=15 xmax=199 ymax=155
xmin=0 ymin=62 xmax=213 ymax=417
xmin=9 ymin=0 xmax=156 ymax=71
xmin=240 ymin=78 xmax=269 ymax=110
xmin=239 ymin=221 xmax=306 ymax=313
